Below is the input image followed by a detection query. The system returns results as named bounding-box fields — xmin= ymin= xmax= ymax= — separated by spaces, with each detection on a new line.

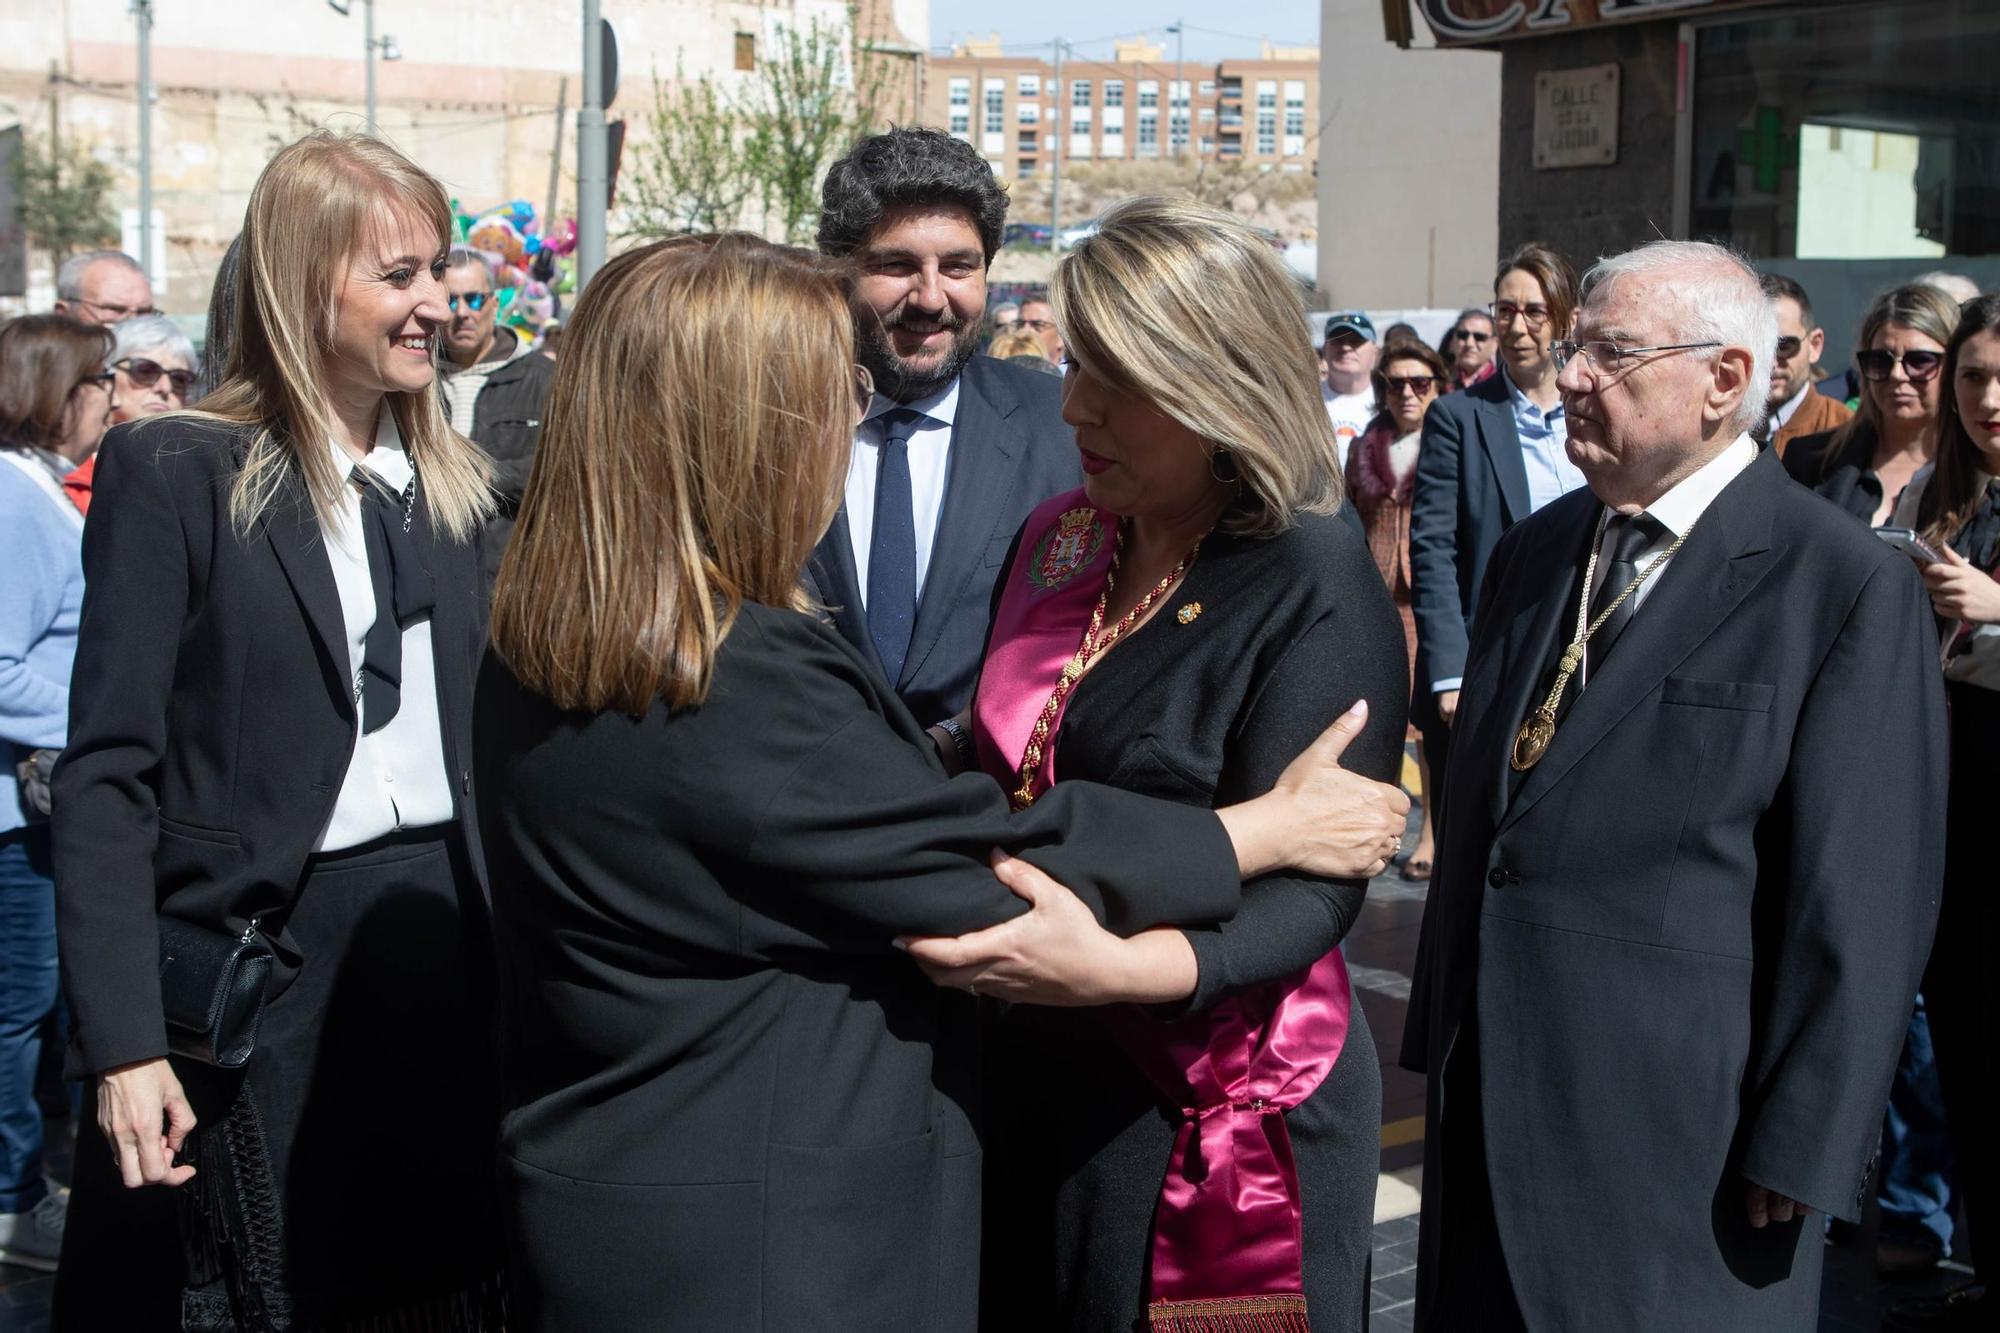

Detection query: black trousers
xmin=1418 ymin=1014 xmax=1529 ymax=1333
xmin=1925 ymin=681 xmax=1998 ymax=1283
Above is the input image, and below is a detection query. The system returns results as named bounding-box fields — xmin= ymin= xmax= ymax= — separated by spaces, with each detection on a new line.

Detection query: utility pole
xmin=544 ymin=76 xmax=568 ymax=231
xmin=578 ymin=0 xmax=607 ymax=290
xmin=1049 ymin=38 xmax=1065 ymax=254
xmin=328 ymin=2 xmax=399 ymax=131
xmin=134 ymin=1 xmax=154 ymax=283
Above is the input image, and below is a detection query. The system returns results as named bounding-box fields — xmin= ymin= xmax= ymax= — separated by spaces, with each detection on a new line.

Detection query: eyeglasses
xmin=1550 ymin=339 xmax=1723 ymax=374
xmin=115 ymin=356 xmax=194 ymax=396
xmin=1449 ymin=329 xmax=1492 ymax=345
xmin=1383 ymin=375 xmax=1438 ymax=396
xmin=1856 ymin=348 xmax=1944 ymax=383
xmin=73 ymin=370 xmax=117 ymax=392
xmin=1490 ymin=301 xmax=1552 ymax=329
xmin=1774 ymin=335 xmax=1803 ymax=359
xmin=447 ymin=292 xmax=491 ymax=313
xmin=77 ymin=298 xmax=161 ymax=321
xmin=1325 ymin=334 xmax=1367 ymax=352
xmin=1021 ymin=318 xmax=1057 ymax=333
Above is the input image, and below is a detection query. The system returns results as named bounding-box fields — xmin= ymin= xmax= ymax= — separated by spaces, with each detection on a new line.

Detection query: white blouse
xmin=314 ymin=411 xmax=456 ymax=851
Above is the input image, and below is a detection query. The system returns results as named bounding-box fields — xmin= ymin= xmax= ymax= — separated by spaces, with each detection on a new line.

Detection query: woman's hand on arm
xmin=96 ymin=1058 xmax=197 ymax=1189
xmin=1214 ymin=700 xmax=1409 ymax=880
xmin=900 ymin=852 xmax=1199 ymax=1005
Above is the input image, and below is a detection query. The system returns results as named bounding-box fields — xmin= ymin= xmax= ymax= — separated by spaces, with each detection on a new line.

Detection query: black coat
xmin=474 ymin=604 xmax=1245 ymax=1332
xmin=1780 ymin=426 xmax=1886 ymax=523
xmin=457 ymin=335 xmax=556 ymax=586
xmin=50 ymin=417 xmax=488 ymax=1077
xmin=1401 ymin=448 xmax=1947 ymax=1330
xmin=806 ymin=355 xmax=1081 ymax=724
xmin=1409 ymin=370 xmax=1532 ymax=696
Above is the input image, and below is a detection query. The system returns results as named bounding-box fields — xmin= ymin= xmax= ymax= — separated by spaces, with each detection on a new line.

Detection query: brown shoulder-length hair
xmin=0 ymin=315 xmax=114 ymax=450
xmin=490 ymin=233 xmax=856 ymax=715
xmin=1921 ymin=292 xmax=2000 ymax=550
xmin=1495 ymin=241 xmax=1580 ymax=339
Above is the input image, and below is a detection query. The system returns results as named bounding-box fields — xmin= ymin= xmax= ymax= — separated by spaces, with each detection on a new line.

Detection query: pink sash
xmin=972 ymin=488 xmax=1353 ymax=1332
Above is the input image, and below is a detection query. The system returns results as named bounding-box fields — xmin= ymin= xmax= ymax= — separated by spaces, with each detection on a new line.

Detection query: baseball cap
xmin=1323 ymin=310 xmax=1377 ymax=343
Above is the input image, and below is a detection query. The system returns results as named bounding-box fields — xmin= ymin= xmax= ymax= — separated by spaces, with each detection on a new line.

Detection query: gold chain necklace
xmin=1011 ymin=523 xmax=1201 ymax=809
xmin=1510 ymin=511 xmax=1697 ymax=772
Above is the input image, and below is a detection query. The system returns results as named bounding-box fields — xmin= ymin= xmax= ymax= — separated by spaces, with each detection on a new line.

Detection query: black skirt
xmin=170 ymin=829 xmax=505 ymax=1331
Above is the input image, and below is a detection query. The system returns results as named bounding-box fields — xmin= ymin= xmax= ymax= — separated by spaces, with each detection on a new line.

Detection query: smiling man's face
xmin=851 ymin=205 xmax=988 ymax=401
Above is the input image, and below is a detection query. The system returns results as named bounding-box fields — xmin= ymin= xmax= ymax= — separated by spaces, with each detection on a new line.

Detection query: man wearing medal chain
xmin=1402 ymin=240 xmax=1947 ymax=1332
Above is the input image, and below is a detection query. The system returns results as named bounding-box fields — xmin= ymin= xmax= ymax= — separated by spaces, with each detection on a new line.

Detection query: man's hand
xmin=1436 ymin=689 xmax=1460 ymax=726
xmin=898 ymin=852 xmax=1198 ymax=1005
xmin=1745 ymin=1183 xmax=1811 ymax=1229
xmin=1923 ymin=546 xmax=2000 ymax=624
xmin=98 ymin=1058 xmax=198 ymax=1188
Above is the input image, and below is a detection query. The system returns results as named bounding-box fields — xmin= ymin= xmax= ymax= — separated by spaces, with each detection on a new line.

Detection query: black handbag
xmin=158 ymin=916 xmax=274 ymax=1068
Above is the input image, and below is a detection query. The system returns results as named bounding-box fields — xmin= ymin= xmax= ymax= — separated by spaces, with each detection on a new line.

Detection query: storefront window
xmin=1689 ymin=1 xmax=2000 ymax=259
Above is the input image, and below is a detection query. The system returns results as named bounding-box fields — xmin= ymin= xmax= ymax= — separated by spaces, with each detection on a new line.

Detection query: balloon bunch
xmin=451 ymin=198 xmax=579 ymax=335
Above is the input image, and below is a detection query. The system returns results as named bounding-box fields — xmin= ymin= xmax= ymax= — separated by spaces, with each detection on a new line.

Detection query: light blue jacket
xmin=0 ymin=458 xmax=84 ymax=833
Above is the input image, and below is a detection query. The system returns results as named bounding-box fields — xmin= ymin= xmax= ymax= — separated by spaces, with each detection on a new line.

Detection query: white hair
xmin=55 ymin=249 xmax=148 ymax=302
xmin=1913 ymin=270 xmax=1981 ymax=304
xmin=109 ymin=313 xmax=198 ymax=372
xmin=1582 ymin=240 xmax=1776 ymax=437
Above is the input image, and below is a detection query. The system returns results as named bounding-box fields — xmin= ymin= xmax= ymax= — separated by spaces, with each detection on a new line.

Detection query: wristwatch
xmin=935 ymin=716 xmax=976 ymax=771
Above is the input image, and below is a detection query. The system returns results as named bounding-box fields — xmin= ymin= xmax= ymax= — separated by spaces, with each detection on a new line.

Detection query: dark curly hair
xmin=817 ymin=128 xmax=1010 ymax=262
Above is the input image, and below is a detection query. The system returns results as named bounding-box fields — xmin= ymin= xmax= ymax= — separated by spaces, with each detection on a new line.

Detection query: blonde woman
xmin=475 ymin=232 xmax=1406 ymax=1330
xmin=907 ymin=196 xmax=1408 ymax=1331
xmin=51 ymin=131 xmax=502 ymax=1329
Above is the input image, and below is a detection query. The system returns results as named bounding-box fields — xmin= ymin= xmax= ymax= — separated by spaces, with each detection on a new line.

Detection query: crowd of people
xmin=0 ymin=120 xmax=1993 ymax=1333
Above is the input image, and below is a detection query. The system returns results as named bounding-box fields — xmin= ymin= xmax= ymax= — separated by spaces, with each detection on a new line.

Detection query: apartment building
xmin=924 ymin=36 xmax=1320 ymax=180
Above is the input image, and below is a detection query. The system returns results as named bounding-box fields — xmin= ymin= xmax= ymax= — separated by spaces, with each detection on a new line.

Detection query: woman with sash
xmin=907 ymin=196 xmax=1407 ymax=1331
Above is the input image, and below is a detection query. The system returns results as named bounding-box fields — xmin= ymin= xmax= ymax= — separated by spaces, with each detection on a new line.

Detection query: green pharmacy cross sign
xmin=1737 ymin=107 xmax=1799 ymax=195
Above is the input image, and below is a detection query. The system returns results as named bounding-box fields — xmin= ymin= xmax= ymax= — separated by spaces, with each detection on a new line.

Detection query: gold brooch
xmin=1176 ymin=602 xmax=1203 ymax=625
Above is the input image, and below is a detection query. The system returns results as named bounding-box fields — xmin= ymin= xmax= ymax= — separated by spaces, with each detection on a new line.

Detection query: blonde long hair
xmin=490 ymin=233 xmax=856 ymax=715
xmin=194 ymin=130 xmax=492 ymax=539
xmin=1052 ymin=194 xmax=1342 ymax=537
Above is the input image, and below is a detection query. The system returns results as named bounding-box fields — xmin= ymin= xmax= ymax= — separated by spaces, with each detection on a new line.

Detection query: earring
xmin=1210 ymin=448 xmax=1241 ymax=485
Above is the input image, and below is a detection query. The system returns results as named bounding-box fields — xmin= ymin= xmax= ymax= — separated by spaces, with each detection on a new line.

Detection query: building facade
xmin=0 ymin=0 xmax=927 ymax=309
xmin=923 ymin=37 xmax=1321 ymax=181
xmin=1409 ymin=0 xmax=2000 ymax=364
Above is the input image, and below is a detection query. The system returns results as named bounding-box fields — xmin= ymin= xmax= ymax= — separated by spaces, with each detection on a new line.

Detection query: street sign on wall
xmin=1417 ymin=0 xmax=1780 ymax=47
xmin=1533 ymin=64 xmax=1620 ymax=168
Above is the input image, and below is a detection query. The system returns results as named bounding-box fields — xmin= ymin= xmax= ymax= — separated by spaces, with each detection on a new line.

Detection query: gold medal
xmin=1511 ymin=708 xmax=1557 ymax=771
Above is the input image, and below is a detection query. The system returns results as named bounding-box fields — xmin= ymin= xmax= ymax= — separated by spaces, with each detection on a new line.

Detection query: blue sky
xmin=928 ymin=1 xmax=1319 ymax=62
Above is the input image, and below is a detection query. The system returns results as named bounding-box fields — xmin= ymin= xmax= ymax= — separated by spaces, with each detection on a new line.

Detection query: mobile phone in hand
xmin=1875 ymin=527 xmax=1943 ymax=566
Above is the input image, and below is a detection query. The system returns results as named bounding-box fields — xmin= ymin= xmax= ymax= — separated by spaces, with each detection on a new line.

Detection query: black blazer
xmin=1408 ymin=370 xmax=1531 ymax=694
xmin=1780 ymin=426 xmax=1885 ymax=522
xmin=51 ymin=417 xmax=488 ymax=1077
xmin=805 ymin=355 xmax=1081 ymax=724
xmin=474 ymin=605 xmax=1242 ymax=1332
xmin=1402 ymin=449 xmax=1947 ymax=1329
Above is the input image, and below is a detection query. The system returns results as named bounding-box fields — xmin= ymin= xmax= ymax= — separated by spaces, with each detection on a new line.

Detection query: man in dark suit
xmin=1402 ymin=241 xmax=1947 ymax=1331
xmin=809 ymin=128 xmax=1080 ymax=724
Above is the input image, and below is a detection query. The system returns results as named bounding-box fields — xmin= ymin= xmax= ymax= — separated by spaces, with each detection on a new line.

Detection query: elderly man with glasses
xmin=438 ymin=247 xmax=556 ymax=584
xmin=51 ymin=250 xmax=156 ymax=327
xmin=1403 ymin=240 xmax=1946 ymax=1333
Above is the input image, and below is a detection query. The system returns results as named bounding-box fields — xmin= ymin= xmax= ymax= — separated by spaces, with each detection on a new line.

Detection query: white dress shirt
xmin=1581 ymin=435 xmax=1757 ymax=683
xmin=315 ymin=411 xmax=457 ymax=851
xmin=843 ymin=377 xmax=961 ymax=608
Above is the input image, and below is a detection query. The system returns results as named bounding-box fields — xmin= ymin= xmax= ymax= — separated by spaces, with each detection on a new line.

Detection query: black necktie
xmin=349 ymin=466 xmax=435 ymax=733
xmin=1586 ymin=513 xmax=1663 ymax=680
xmin=867 ymin=408 xmax=926 ymax=684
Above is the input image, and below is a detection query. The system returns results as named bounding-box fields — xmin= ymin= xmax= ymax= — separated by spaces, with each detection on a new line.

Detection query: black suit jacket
xmin=1408 ymin=370 xmax=1532 ymax=694
xmin=805 ymin=355 xmax=1081 ymax=724
xmin=1401 ymin=448 xmax=1946 ymax=1329
xmin=474 ymin=605 xmax=1241 ymax=1332
xmin=51 ymin=417 xmax=488 ymax=1077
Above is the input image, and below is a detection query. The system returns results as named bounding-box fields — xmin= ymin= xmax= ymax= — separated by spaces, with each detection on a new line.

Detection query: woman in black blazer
xmin=51 ymin=132 xmax=504 ymax=1328
xmin=475 ymin=233 xmax=1408 ymax=1331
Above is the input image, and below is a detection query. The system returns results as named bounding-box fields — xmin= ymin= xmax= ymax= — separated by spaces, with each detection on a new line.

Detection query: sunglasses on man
xmin=447 ymin=292 xmax=491 ymax=313
xmin=1774 ymin=335 xmax=1803 ymax=359
xmin=1448 ymin=329 xmax=1492 ymax=345
xmin=1856 ymin=348 xmax=1944 ymax=383
xmin=116 ymin=356 xmax=195 ymax=396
